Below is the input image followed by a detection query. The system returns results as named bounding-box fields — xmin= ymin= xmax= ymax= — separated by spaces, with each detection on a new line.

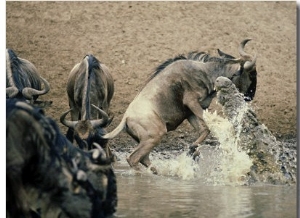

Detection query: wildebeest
xmin=60 ymin=54 xmax=114 ymax=156
xmin=98 ymin=39 xmax=257 ymax=174
xmin=6 ymin=48 xmax=52 ymax=107
xmin=6 ymin=99 xmax=117 ymax=218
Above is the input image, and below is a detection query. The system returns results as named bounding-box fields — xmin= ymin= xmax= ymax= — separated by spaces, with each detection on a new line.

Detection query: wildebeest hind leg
xmin=127 ymin=138 xmax=161 ymax=174
xmin=140 ymin=153 xmax=158 ymax=174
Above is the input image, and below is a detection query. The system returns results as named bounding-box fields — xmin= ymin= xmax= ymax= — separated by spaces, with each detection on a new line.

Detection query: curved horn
xmin=238 ymin=39 xmax=257 ymax=70
xmin=90 ymin=104 xmax=109 ymax=128
xmin=92 ymin=142 xmax=107 ymax=162
xmin=60 ymin=109 xmax=78 ymax=128
xmin=238 ymin=39 xmax=252 ymax=59
xmin=244 ymin=53 xmax=257 ymax=71
xmin=22 ymin=76 xmax=51 ymax=99
xmin=6 ymin=87 xmax=19 ymax=98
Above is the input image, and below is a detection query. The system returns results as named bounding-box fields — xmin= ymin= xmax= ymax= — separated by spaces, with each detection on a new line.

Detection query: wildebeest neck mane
xmin=145 ymin=51 xmax=239 ymax=86
xmin=147 ymin=54 xmax=187 ymax=82
xmin=188 ymin=50 xmax=235 ymax=64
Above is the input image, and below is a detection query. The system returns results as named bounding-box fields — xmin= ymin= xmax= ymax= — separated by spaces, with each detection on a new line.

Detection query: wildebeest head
xmin=217 ymin=39 xmax=257 ymax=101
xmin=6 ymin=49 xmax=51 ymax=102
xmin=189 ymin=39 xmax=257 ymax=101
xmin=60 ymin=104 xmax=111 ymax=151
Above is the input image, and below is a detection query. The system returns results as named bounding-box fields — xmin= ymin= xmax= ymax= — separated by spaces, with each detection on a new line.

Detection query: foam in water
xmin=202 ymin=110 xmax=253 ymax=185
xmin=151 ymin=152 xmax=200 ymax=180
xmin=114 ymin=151 xmax=199 ymax=180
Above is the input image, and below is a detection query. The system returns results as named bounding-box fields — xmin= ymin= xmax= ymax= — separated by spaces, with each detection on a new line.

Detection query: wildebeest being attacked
xmin=6 ymin=48 xmax=52 ymax=107
xmin=99 ymin=39 xmax=257 ymax=174
xmin=60 ymin=54 xmax=114 ymax=156
xmin=6 ymin=99 xmax=117 ymax=218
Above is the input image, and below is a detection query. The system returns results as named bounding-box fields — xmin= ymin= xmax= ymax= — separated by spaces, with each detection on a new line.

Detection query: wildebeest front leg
xmin=184 ymin=95 xmax=210 ymax=158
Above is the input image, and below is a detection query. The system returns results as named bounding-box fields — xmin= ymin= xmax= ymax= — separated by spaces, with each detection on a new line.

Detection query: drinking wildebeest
xmin=60 ymin=54 xmax=115 ymax=157
xmin=6 ymin=48 xmax=52 ymax=107
xmin=6 ymin=99 xmax=117 ymax=218
xmin=99 ymin=39 xmax=257 ymax=174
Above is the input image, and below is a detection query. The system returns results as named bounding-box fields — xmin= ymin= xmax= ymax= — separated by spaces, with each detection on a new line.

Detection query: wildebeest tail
xmin=101 ymin=116 xmax=126 ymax=139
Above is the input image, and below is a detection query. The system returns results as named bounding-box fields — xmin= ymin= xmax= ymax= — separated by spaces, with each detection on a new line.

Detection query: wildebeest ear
xmin=217 ymin=49 xmax=235 ymax=59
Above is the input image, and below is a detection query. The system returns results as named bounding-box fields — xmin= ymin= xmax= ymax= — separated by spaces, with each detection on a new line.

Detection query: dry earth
xmin=6 ymin=2 xmax=297 ymax=151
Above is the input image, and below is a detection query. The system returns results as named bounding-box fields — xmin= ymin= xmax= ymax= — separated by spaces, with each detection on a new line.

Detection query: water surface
xmin=113 ymin=157 xmax=296 ymax=218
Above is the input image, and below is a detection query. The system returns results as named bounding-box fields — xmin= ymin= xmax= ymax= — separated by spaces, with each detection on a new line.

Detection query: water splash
xmin=114 ymin=99 xmax=295 ymax=185
xmin=114 ymin=151 xmax=200 ymax=180
xmin=202 ymin=110 xmax=253 ymax=185
xmin=151 ymin=152 xmax=200 ymax=180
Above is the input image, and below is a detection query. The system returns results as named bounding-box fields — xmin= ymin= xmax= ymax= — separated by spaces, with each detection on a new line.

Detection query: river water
xmin=113 ymin=155 xmax=296 ymax=218
xmin=111 ymin=110 xmax=297 ymax=218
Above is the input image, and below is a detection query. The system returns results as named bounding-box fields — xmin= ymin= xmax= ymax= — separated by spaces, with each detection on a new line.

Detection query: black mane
xmin=145 ymin=50 xmax=237 ymax=84
xmin=187 ymin=50 xmax=233 ymax=64
xmin=148 ymin=54 xmax=187 ymax=82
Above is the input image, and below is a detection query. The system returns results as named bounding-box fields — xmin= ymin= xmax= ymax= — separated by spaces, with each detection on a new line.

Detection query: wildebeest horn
xmin=60 ymin=109 xmax=78 ymax=128
xmin=244 ymin=53 xmax=257 ymax=70
xmin=6 ymin=87 xmax=19 ymax=98
xmin=22 ymin=76 xmax=51 ymax=99
xmin=238 ymin=39 xmax=253 ymax=59
xmin=90 ymin=104 xmax=109 ymax=128
xmin=238 ymin=39 xmax=257 ymax=70
xmin=91 ymin=142 xmax=107 ymax=161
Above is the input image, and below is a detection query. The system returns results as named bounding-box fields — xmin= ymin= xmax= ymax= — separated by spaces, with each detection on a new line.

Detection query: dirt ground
xmin=6 ymin=2 xmax=297 ymax=151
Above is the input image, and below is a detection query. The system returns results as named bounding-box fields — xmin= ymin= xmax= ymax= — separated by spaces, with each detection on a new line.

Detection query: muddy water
xmin=113 ymin=157 xmax=296 ymax=218
xmin=112 ymin=109 xmax=296 ymax=218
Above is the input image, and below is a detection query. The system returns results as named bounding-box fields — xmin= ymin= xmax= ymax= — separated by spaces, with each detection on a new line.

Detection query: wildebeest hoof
xmin=126 ymin=157 xmax=141 ymax=172
xmin=150 ymin=166 xmax=158 ymax=175
xmin=192 ymin=149 xmax=201 ymax=161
